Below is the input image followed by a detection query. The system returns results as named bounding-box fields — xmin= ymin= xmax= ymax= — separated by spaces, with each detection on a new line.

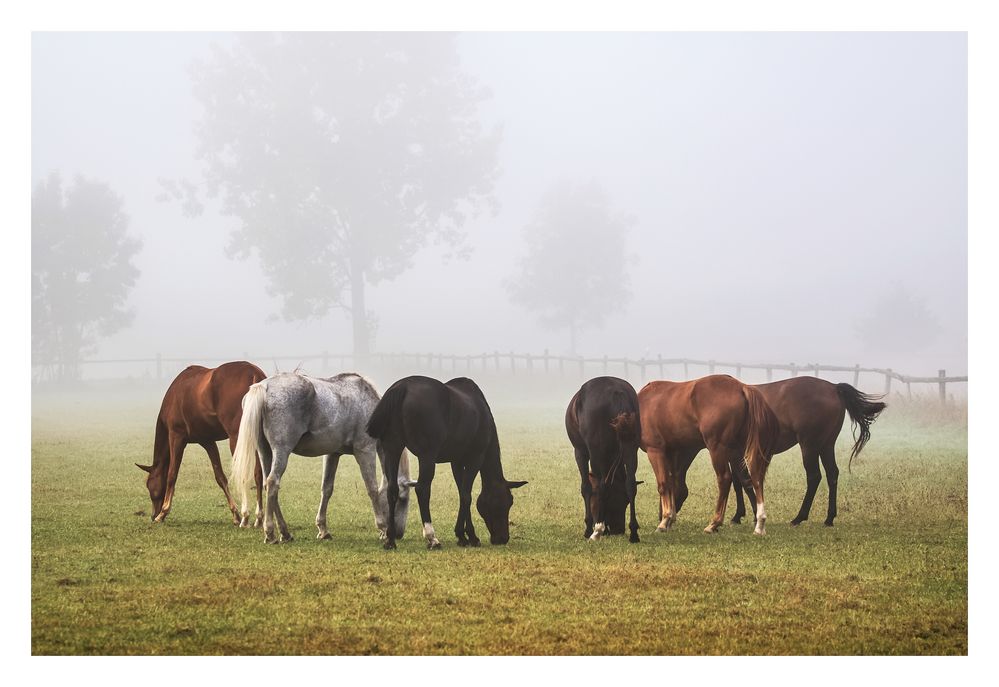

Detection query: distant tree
xmin=32 ymin=173 xmax=141 ymax=381
xmin=854 ymin=283 xmax=941 ymax=356
xmin=164 ymin=33 xmax=500 ymax=357
xmin=506 ymin=181 xmax=635 ymax=354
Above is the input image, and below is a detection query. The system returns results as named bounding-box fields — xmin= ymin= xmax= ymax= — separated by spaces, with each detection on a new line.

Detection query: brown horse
xmin=728 ymin=377 xmax=886 ymax=527
xmin=639 ymin=375 xmax=779 ymax=535
xmin=136 ymin=361 xmax=265 ymax=525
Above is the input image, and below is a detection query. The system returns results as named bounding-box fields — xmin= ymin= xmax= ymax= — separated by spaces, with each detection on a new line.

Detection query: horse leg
xmin=791 ymin=446 xmax=822 ymax=526
xmin=704 ymin=445 xmax=735 ymax=533
xmin=451 ymin=463 xmax=471 ymax=546
xmin=626 ymin=457 xmax=640 ymax=544
xmin=315 ymin=453 xmax=342 ymax=540
xmin=202 ymin=441 xmax=240 ymax=525
xmin=155 ymin=432 xmax=186 ymax=522
xmin=820 ymin=442 xmax=840 ymax=526
xmin=414 ymin=457 xmax=440 ymax=550
xmin=749 ymin=455 xmax=771 ymax=536
xmin=263 ymin=448 xmax=292 ymax=544
xmin=731 ymin=460 xmax=747 ymax=524
xmin=460 ymin=465 xmax=482 ymax=546
xmin=646 ymin=447 xmax=673 ymax=532
xmin=354 ymin=446 xmax=387 ymax=539
xmin=381 ymin=439 xmax=403 ymax=550
xmin=574 ymin=446 xmax=594 ymax=539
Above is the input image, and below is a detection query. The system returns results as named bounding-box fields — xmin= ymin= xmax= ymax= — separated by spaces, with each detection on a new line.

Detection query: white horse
xmin=231 ymin=372 xmax=414 ymax=544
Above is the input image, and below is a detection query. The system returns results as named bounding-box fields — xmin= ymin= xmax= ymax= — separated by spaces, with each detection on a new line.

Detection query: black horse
xmin=566 ymin=376 xmax=642 ymax=543
xmin=365 ymin=375 xmax=528 ymax=550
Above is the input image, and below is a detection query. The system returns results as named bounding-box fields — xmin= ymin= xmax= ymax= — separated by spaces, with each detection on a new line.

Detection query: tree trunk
xmin=350 ymin=258 xmax=370 ymax=362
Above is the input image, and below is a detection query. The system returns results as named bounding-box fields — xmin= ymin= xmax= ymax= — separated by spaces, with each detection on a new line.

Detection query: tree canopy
xmin=166 ymin=33 xmax=500 ymax=355
xmin=506 ymin=181 xmax=635 ymax=354
xmin=32 ymin=173 xmax=141 ymax=381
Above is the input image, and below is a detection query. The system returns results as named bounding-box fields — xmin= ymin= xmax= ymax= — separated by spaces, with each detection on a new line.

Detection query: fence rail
xmin=33 ymin=350 xmax=967 ymax=403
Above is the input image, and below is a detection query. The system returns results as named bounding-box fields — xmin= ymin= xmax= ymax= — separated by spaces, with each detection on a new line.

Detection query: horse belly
xmin=293 ymin=429 xmax=351 ymax=457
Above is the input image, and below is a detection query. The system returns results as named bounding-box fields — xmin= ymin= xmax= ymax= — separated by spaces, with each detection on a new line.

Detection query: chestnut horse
xmin=136 ymin=361 xmax=264 ymax=525
xmin=639 ymin=375 xmax=779 ymax=535
xmin=728 ymin=377 xmax=886 ymax=527
xmin=566 ymin=376 xmax=642 ymax=542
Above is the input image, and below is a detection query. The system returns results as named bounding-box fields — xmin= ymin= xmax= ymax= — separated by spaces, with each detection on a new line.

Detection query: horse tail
xmin=836 ymin=383 xmax=887 ymax=471
xmin=231 ymin=381 xmax=267 ymax=512
xmin=366 ymin=382 xmax=407 ymax=440
xmin=741 ymin=385 xmax=780 ymax=475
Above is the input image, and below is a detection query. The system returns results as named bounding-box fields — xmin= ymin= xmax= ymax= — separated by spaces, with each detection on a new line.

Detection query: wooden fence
xmin=38 ymin=350 xmax=968 ymax=403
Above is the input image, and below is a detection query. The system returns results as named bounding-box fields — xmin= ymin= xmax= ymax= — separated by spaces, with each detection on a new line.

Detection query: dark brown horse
xmin=566 ymin=376 xmax=642 ymax=542
xmin=639 ymin=375 xmax=779 ymax=535
xmin=728 ymin=377 xmax=886 ymax=527
xmin=136 ymin=361 xmax=265 ymax=525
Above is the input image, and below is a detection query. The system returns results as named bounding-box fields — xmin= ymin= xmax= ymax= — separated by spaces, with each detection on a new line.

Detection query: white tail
xmin=232 ymin=381 xmax=267 ymax=517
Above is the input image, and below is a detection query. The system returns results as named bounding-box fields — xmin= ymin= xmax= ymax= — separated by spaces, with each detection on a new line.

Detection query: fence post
xmin=884 ymin=369 xmax=892 ymax=394
xmin=623 ymin=358 xmax=629 ymax=379
xmin=813 ymin=364 xmax=820 ymax=378
xmin=527 ymin=354 xmax=533 ymax=373
xmin=156 ymin=353 xmax=162 ymax=381
xmin=494 ymin=350 xmax=500 ymax=371
xmin=906 ymin=380 xmax=912 ymax=399
xmin=853 ymin=364 xmax=860 ymax=387
xmin=322 ymin=350 xmax=329 ymax=373
xmin=735 ymin=363 xmax=742 ymax=379
xmin=658 ymin=353 xmax=664 ymax=379
xmin=708 ymin=359 xmax=715 ymax=375
xmin=544 ymin=348 xmax=550 ymax=374
xmin=766 ymin=366 xmax=772 ymax=382
xmin=939 ymin=369 xmax=946 ymax=405
xmin=578 ymin=356 xmax=585 ymax=379
xmin=790 ymin=363 xmax=797 ymax=378
xmin=509 ymin=351 xmax=516 ymax=376
xmin=603 ymin=355 xmax=608 ymax=375
xmin=559 ymin=355 xmax=564 ymax=376
xmin=640 ymin=357 xmax=647 ymax=382
xmin=683 ymin=360 xmax=689 ymax=379
xmin=481 ymin=353 xmax=487 ymax=371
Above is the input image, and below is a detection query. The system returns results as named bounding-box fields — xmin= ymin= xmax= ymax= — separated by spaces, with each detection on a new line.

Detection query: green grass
xmin=31 ymin=387 xmax=967 ymax=655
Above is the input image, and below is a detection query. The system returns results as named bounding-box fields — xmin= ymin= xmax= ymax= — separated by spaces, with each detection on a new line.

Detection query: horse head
xmin=136 ymin=462 xmax=165 ymax=521
xmin=475 ymin=478 xmax=528 ymax=545
xmin=588 ymin=472 xmax=643 ymax=534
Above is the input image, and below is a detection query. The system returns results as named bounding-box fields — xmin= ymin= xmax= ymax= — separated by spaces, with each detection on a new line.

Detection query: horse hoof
xmin=468 ymin=538 xmax=481 ymax=547
xmin=583 ymin=531 xmax=593 ymax=540
xmin=317 ymin=532 xmax=332 ymax=540
xmin=656 ymin=526 xmax=668 ymax=533
xmin=731 ymin=516 xmax=742 ymax=524
xmin=383 ymin=540 xmax=397 ymax=550
xmin=629 ymin=533 xmax=640 ymax=544
xmin=703 ymin=525 xmax=720 ymax=534
xmin=790 ymin=519 xmax=803 ymax=527
xmin=456 ymin=539 xmax=469 ymax=547
xmin=824 ymin=521 xmax=835 ymax=527
xmin=265 ymin=537 xmax=279 ymax=545
xmin=428 ymin=540 xmax=442 ymax=550
xmin=281 ymin=535 xmax=294 ymax=543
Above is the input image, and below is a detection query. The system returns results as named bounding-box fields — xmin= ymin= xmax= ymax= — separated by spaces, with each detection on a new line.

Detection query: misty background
xmin=31 ymin=32 xmax=968 ymax=384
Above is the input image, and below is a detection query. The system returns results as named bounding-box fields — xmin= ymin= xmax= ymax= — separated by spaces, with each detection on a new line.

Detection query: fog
xmin=31 ymin=32 xmax=967 ymax=384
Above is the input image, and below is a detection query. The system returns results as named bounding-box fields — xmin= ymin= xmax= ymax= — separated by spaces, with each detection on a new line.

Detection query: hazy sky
xmin=32 ymin=32 xmax=967 ymax=377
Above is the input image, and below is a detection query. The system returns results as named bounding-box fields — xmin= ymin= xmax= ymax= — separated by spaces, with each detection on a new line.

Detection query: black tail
xmin=836 ymin=383 xmax=887 ymax=471
xmin=366 ymin=382 xmax=408 ymax=440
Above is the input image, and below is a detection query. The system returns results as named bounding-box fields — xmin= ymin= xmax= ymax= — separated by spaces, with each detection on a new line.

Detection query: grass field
xmin=31 ymin=383 xmax=967 ymax=655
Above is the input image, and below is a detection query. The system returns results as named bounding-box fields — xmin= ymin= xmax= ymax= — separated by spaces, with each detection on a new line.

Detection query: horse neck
xmin=478 ymin=429 xmax=506 ymax=486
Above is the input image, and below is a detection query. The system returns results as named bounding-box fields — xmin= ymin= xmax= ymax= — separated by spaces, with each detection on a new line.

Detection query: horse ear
xmin=135 ymin=463 xmax=153 ymax=473
xmin=506 ymin=480 xmax=528 ymax=489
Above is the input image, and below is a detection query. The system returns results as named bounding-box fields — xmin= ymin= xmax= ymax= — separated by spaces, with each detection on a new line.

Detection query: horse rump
xmin=366 ymin=382 xmax=408 ymax=440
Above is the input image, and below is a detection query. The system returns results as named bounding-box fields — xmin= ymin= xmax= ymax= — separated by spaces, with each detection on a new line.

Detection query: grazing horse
xmin=230 ymin=372 xmax=413 ymax=544
xmin=136 ymin=361 xmax=265 ymax=525
xmin=727 ymin=377 xmax=886 ymax=527
xmin=365 ymin=375 xmax=528 ymax=550
xmin=566 ymin=376 xmax=642 ymax=543
xmin=639 ymin=375 xmax=779 ymax=535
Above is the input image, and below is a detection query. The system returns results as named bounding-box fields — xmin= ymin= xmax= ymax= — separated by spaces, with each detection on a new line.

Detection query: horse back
xmin=754 ymin=376 xmax=845 ymax=448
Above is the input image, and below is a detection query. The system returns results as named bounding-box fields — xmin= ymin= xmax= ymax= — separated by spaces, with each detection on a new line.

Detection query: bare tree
xmin=32 ymin=173 xmax=141 ymax=381
xmin=164 ymin=33 xmax=500 ymax=358
xmin=506 ymin=181 xmax=635 ymax=354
